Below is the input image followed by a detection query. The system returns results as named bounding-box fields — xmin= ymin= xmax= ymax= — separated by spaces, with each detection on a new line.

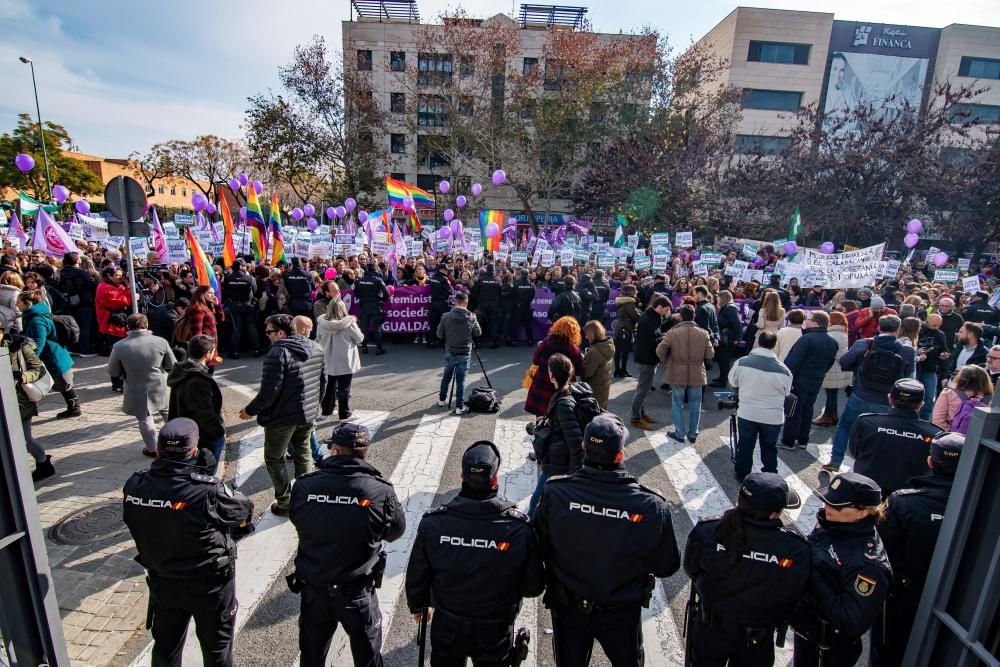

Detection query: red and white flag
xmin=31 ymin=209 xmax=76 ymax=257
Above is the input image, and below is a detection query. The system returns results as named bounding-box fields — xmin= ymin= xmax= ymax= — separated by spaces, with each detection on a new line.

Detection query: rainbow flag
xmin=269 ymin=192 xmax=285 ymax=266
xmin=185 ymin=227 xmax=222 ymax=302
xmin=246 ymin=186 xmax=269 ymax=261
xmin=385 ymin=176 xmax=435 ymax=209
xmin=408 ymin=208 xmax=423 ymax=234
xmin=479 ymin=210 xmax=503 ymax=252
xmin=217 ymin=186 xmax=237 ymax=267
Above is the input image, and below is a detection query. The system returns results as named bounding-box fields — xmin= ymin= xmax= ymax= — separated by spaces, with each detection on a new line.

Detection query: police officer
xmin=792 ymin=472 xmax=892 ymax=667
xmin=427 ymin=261 xmax=454 ymax=349
xmin=850 ymin=379 xmax=942 ymax=498
xmin=405 ymin=442 xmax=545 ymax=665
xmin=288 ymin=422 xmax=405 ymax=667
xmin=122 ymin=418 xmax=253 ymax=667
xmin=534 ymin=414 xmax=680 ymax=666
xmin=509 ymin=269 xmax=535 ymax=347
xmin=684 ymin=473 xmax=811 ymax=666
xmin=591 ymin=270 xmax=611 ymax=323
xmin=872 ymin=432 xmax=963 ymax=666
xmin=222 ymin=258 xmax=259 ymax=359
xmin=283 ymin=257 xmax=313 ymax=318
xmin=354 ymin=263 xmax=390 ymax=355
xmin=961 ymin=290 xmax=999 ymax=326
xmin=472 ymin=264 xmax=503 ymax=349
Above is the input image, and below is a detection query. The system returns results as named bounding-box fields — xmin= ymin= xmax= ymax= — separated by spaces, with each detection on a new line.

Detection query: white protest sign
xmin=883 ymin=260 xmax=901 ymax=278
xmin=741 ymin=243 xmax=758 ymax=260
xmin=650 ymin=232 xmax=670 ymax=246
xmin=724 ymin=265 xmax=741 ymax=278
xmin=675 ymin=267 xmax=688 ymax=278
xmin=294 ymin=239 xmax=310 ymax=259
xmin=652 ymin=255 xmax=668 ymax=271
xmin=733 ymin=260 xmax=749 ymax=271
xmin=560 ymin=249 xmax=575 ymax=266
xmin=692 ymin=262 xmax=708 ymax=277
xmin=799 ymin=243 xmax=885 ymax=288
xmin=957 ymin=258 xmax=971 ymax=271
xmin=574 ymin=249 xmax=590 ymax=263
xmin=128 ymin=237 xmax=149 ymax=258
xmin=68 ymin=223 xmax=85 ymax=241
xmin=675 ymin=231 xmax=693 ymax=248
xmin=700 ymin=252 xmax=723 ymax=266
xmin=409 ymin=239 xmax=424 ymax=256
xmin=634 ymin=255 xmax=651 ymax=270
xmin=933 ymin=269 xmax=959 ymax=283
xmin=962 ymin=276 xmax=981 ymax=293
xmin=165 ymin=239 xmax=188 ymax=264
xmin=511 ymin=251 xmax=528 ymax=264
xmin=540 ymin=250 xmax=555 ymax=267
xmin=598 ymin=254 xmax=615 ymax=269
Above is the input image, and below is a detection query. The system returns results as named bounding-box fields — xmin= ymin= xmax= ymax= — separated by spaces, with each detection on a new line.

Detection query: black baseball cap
xmin=890 ymin=378 xmax=925 ymax=405
xmin=930 ymin=432 xmax=964 ymax=468
xmin=327 ymin=422 xmax=370 ymax=449
xmin=738 ymin=472 xmax=801 ymax=513
xmin=462 ymin=441 xmax=501 ymax=490
xmin=974 ymin=290 xmax=989 ymax=300
xmin=583 ymin=414 xmax=628 ymax=463
xmin=814 ymin=472 xmax=882 ymax=508
xmin=157 ymin=418 xmax=199 ymax=457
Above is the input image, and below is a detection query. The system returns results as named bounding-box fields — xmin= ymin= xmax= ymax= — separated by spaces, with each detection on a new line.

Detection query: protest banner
xmin=692 ymin=262 xmax=708 ymax=277
xmin=962 ymin=276 xmax=981 ymax=293
xmin=165 ymin=239 xmax=188 ymax=264
xmin=957 ymin=258 xmax=971 ymax=271
xmin=675 ymin=231 xmax=693 ymax=247
xmin=408 ymin=239 xmax=424 ymax=256
xmin=933 ymin=269 xmax=959 ymax=283
xmin=700 ymin=252 xmax=723 ymax=266
xmin=883 ymin=260 xmax=901 ymax=278
xmin=799 ymin=243 xmax=885 ymax=288
xmin=651 ymin=232 xmax=670 ymax=246
xmin=574 ymin=249 xmax=590 ymax=263
xmin=741 ymin=243 xmax=758 ymax=260
xmin=173 ymin=213 xmax=193 ymax=225
xmin=598 ymin=254 xmax=615 ymax=269
xmin=652 ymin=254 xmax=668 ymax=271
xmin=511 ymin=251 xmax=528 ymax=265
xmin=540 ymin=250 xmax=555 ymax=267
xmin=559 ymin=248 xmax=574 ymax=265
xmin=128 ymin=236 xmax=149 ymax=259
xmin=633 ymin=255 xmax=651 ymax=270
xmin=68 ymin=223 xmax=85 ymax=241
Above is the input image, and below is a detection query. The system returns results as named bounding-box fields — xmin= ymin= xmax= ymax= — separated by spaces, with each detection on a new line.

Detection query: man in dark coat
xmin=630 ymin=295 xmax=671 ymax=430
xmin=780 ymin=311 xmax=839 ymax=450
xmin=167 ymin=334 xmax=225 ymax=472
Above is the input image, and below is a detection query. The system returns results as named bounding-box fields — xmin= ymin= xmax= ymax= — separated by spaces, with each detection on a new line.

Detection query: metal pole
xmin=117 ymin=176 xmax=141 ymax=315
xmin=25 ymin=60 xmax=53 ymax=203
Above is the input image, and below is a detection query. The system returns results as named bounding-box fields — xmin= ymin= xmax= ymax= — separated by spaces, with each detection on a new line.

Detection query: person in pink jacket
xmin=932 ymin=365 xmax=994 ymax=430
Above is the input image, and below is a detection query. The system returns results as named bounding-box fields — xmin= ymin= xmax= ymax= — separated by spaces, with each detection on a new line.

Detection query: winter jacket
xmin=932 ymin=385 xmax=990 ymax=431
xmin=821 ymin=325 xmax=852 ymax=389
xmin=167 ymin=360 xmax=224 ymax=450
xmin=582 ymin=336 xmax=614 ymax=409
xmin=437 ymin=306 xmax=482 ymax=355
xmin=855 ymin=307 xmax=899 ymax=340
xmin=717 ymin=303 xmax=742 ymax=344
xmin=613 ymin=296 xmax=641 ymax=335
xmin=846 ymin=310 xmax=861 ymax=346
xmin=656 ymin=321 xmax=714 ymax=386
xmin=728 ymin=348 xmax=793 ymax=425
xmin=543 ymin=391 xmax=584 ymax=476
xmin=108 ymin=330 xmax=176 ymax=417
xmin=316 ymin=314 xmax=364 ymax=376
xmin=938 ymin=311 xmax=964 ymax=352
xmin=784 ymin=327 xmax=839 ymax=391
xmin=840 ymin=334 xmax=916 ymax=404
xmin=57 ymin=265 xmax=97 ymax=308
xmin=946 ymin=341 xmax=988 ymax=377
xmin=10 ymin=337 xmax=44 ymax=421
xmin=774 ymin=326 xmax=803 ymax=362
xmin=0 ymin=284 xmax=20 ymax=316
xmin=694 ymin=299 xmax=719 ymax=343
xmin=244 ymin=335 xmax=325 ymax=427
xmin=548 ymin=289 xmax=582 ymax=323
xmin=633 ymin=308 xmax=664 ymax=366
xmin=525 ymin=335 xmax=583 ymax=417
xmin=95 ymin=281 xmax=132 ymax=338
xmin=20 ymin=301 xmax=73 ymax=376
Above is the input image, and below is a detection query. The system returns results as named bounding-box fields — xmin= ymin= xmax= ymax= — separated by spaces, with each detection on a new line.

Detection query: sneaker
xmin=436 ymin=399 xmax=449 ymax=408
xmin=32 ymin=455 xmax=55 ymax=482
xmin=270 ymin=502 xmax=290 ymax=517
xmin=630 ymin=418 xmax=655 ymax=431
xmin=667 ymin=431 xmax=685 ymax=443
xmin=454 ymin=405 xmax=470 ymax=415
xmin=777 ymin=442 xmax=798 ymax=451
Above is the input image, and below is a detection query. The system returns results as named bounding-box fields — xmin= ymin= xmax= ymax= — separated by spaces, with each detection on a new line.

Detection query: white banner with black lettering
xmin=798 ymin=243 xmax=886 ymax=288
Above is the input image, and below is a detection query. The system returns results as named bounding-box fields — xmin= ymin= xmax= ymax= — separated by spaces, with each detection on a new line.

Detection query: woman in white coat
xmin=316 ymin=296 xmax=364 ymax=420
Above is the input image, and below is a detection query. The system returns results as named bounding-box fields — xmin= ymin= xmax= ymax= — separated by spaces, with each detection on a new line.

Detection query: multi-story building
xmin=692 ymin=7 xmax=1000 ymax=154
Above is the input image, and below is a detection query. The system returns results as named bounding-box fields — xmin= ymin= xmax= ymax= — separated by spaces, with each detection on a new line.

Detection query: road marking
xmin=642 ymin=583 xmax=685 ymax=667
xmin=651 ymin=433 xmax=733 ymax=521
xmin=214 ymin=375 xmax=259 ymax=400
xmin=805 ymin=442 xmax=855 ymax=471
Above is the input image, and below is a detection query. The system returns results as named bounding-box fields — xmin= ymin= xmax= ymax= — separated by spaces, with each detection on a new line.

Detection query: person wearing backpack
xmin=548 ymin=275 xmax=582 ymax=324
xmin=16 ymin=289 xmax=82 ymax=420
xmin=825 ymin=315 xmax=914 ymax=474
xmin=931 ymin=365 xmax=994 ymax=433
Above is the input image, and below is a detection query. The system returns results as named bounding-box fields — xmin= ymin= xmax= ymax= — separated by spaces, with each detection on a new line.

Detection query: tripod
xmin=446 ymin=341 xmax=492 ymax=409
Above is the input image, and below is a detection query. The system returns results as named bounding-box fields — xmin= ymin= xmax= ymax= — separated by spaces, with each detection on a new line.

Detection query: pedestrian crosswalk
xmin=131 ymin=393 xmax=845 ymax=667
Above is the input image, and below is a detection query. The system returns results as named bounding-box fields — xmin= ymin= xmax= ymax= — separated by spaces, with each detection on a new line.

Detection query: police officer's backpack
xmin=467 ymin=386 xmax=501 ymax=413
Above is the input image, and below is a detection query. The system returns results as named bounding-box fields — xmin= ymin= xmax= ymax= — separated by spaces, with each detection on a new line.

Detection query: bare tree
xmin=163 ymin=136 xmax=247 ymax=203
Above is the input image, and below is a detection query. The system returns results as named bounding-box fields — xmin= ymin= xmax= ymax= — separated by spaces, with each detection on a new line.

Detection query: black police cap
xmin=327 ymin=422 xmax=370 ymax=449
xmin=583 ymin=414 xmax=628 ymax=463
xmin=462 ymin=441 xmax=501 ymax=490
xmin=930 ymin=432 xmax=964 ymax=467
xmin=890 ymin=378 xmax=924 ymax=404
xmin=814 ymin=472 xmax=882 ymax=508
xmin=739 ymin=472 xmax=801 ymax=513
xmin=157 ymin=418 xmax=199 ymax=457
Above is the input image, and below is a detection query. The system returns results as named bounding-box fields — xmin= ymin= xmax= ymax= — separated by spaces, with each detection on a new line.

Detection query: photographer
xmin=728 ymin=331 xmax=791 ymax=482
xmin=435 ymin=291 xmax=481 ymax=416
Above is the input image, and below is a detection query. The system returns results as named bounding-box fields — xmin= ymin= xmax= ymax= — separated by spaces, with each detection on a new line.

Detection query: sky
xmin=1 ymin=0 xmax=997 ymax=158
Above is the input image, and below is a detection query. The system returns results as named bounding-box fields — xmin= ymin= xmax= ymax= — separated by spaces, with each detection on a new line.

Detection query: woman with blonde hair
xmin=932 ymin=365 xmax=994 ymax=431
xmin=524 ymin=316 xmax=583 ymax=416
xmin=897 ymin=317 xmax=921 ymax=378
xmin=754 ymin=290 xmax=785 ymax=345
xmin=316 ymin=297 xmax=364 ymax=420
xmin=581 ymin=320 xmax=614 ymax=409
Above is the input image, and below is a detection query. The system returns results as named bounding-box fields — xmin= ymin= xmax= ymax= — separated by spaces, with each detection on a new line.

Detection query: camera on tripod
xmin=717 ymin=390 xmax=739 ymax=411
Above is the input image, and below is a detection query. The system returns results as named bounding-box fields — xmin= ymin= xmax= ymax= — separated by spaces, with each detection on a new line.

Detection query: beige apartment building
xmin=693 ymin=7 xmax=1000 ymax=154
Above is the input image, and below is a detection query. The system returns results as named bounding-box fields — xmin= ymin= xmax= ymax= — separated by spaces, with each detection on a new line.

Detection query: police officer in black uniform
xmin=354 ymin=263 xmax=390 ymax=355
xmin=684 ymin=472 xmax=811 ymax=666
xmin=509 ymin=269 xmax=536 ymax=347
xmin=288 ymin=422 xmax=405 ymax=667
xmin=962 ymin=290 xmax=999 ymax=326
xmin=792 ymin=472 xmax=892 ymax=667
xmin=472 ymin=264 xmax=503 ymax=349
xmin=872 ymin=432 xmax=964 ymax=666
xmin=427 ymin=261 xmax=454 ymax=349
xmin=122 ymin=418 xmax=253 ymax=667
xmin=405 ymin=441 xmax=545 ymax=665
xmin=222 ymin=258 xmax=259 ymax=359
xmin=283 ymin=257 xmax=314 ymax=318
xmin=850 ymin=379 xmax=942 ymax=498
xmin=591 ymin=270 xmax=611 ymax=323
xmin=534 ymin=414 xmax=681 ymax=666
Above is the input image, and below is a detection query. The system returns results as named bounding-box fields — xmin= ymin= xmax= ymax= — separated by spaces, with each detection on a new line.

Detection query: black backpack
xmin=50 ymin=314 xmax=80 ymax=348
xmin=548 ymin=290 xmax=581 ymax=322
xmin=467 ymin=386 xmax=501 ymax=413
xmin=858 ymin=338 xmax=905 ymax=394
xmin=570 ymin=382 xmax=604 ymax=430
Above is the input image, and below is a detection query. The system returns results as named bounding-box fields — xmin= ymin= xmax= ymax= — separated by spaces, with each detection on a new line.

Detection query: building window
xmin=390 ymin=133 xmax=407 ymax=154
xmin=391 ymin=92 xmax=406 ymax=113
xmin=459 ymin=56 xmax=475 ymax=77
xmin=523 ymin=57 xmax=538 ymax=75
xmin=417 ymin=95 xmax=448 ymax=127
xmin=417 ymin=135 xmax=450 ymax=168
xmin=735 ymin=134 xmax=794 ymax=155
xmin=158 ymin=185 xmax=164 ymax=195
xmin=958 ymin=56 xmax=1000 ymax=80
xmin=455 ymin=176 xmax=471 ymax=193
xmin=390 ymin=51 xmax=406 ymax=72
xmin=742 ymin=89 xmax=802 ymax=111
xmin=357 ymin=49 xmax=372 ymax=71
xmin=544 ymin=60 xmax=565 ymax=91
xmin=949 ymin=103 xmax=1000 ymax=124
xmin=416 ymin=174 xmax=436 ymax=193
xmin=747 ymin=41 xmax=810 ymax=65
xmin=458 ymin=96 xmax=473 ymax=116
xmin=391 ymin=172 xmax=407 ymax=182
xmin=418 ymin=53 xmax=453 ymax=86
xmin=170 ymin=186 xmax=176 ymax=196
xmin=520 ymin=98 xmax=536 ymax=119
xmin=181 ymin=187 xmax=187 ymax=197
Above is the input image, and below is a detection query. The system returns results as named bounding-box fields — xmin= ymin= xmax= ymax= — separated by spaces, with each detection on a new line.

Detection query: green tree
xmin=0 ymin=113 xmax=102 ymax=201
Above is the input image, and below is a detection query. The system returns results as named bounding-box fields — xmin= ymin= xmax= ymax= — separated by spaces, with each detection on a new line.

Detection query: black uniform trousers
xmin=477 ymin=305 xmax=500 ymax=343
xmin=551 ymin=603 xmax=644 ymax=667
xmin=688 ymin=616 xmax=775 ymax=667
xmin=510 ymin=306 xmax=535 ymax=344
xmin=147 ymin=572 xmax=236 ymax=667
xmin=299 ymin=583 xmax=383 ymax=667
xmin=793 ymin=632 xmax=861 ymax=667
xmin=782 ymin=384 xmax=820 ymax=447
xmin=228 ymin=303 xmax=259 ymax=354
xmin=430 ymin=610 xmax=513 ymax=667
xmin=870 ymin=583 xmax=921 ymax=667
xmin=359 ymin=308 xmax=384 ymax=350
xmin=429 ymin=302 xmax=449 ymax=345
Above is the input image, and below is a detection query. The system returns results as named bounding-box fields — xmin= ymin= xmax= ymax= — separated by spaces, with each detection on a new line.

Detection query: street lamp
xmin=19 ymin=56 xmax=53 ymax=203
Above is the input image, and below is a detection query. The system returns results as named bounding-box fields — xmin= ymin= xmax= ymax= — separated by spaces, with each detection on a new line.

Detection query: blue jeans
xmin=918 ymin=371 xmax=937 ymax=421
xmin=734 ymin=418 xmax=782 ymax=480
xmin=206 ymin=435 xmax=225 ymax=474
xmin=671 ymin=385 xmax=703 ymax=439
xmin=439 ymin=352 xmax=471 ymax=408
xmin=528 ymin=470 xmax=550 ymax=517
xmin=830 ymin=393 xmax=891 ymax=466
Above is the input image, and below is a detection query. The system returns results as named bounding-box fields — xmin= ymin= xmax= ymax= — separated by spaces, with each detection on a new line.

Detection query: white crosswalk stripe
xmin=806 ymin=442 xmax=855 ymax=471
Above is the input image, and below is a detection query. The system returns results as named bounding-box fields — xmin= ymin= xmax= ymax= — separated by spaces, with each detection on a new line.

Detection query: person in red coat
xmin=524 ymin=316 xmax=584 ymax=416
xmin=174 ymin=286 xmax=225 ymax=370
xmin=854 ymin=296 xmax=897 ymax=341
xmin=95 ymin=267 xmax=132 ymax=387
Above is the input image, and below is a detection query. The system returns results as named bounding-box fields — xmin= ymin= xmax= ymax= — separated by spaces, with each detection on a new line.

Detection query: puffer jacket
xmin=316 ymin=314 xmax=364 ymax=376
xmin=542 ymin=390 xmax=584 ymax=476
xmin=95 ymin=281 xmax=131 ymax=337
xmin=167 ymin=360 xmax=224 ymax=450
xmin=821 ymin=325 xmax=852 ymax=389
xmin=582 ymin=336 xmax=614 ymax=409
xmin=245 ymin=334 xmax=326 ymax=426
xmin=20 ymin=301 xmax=73 ymax=376
xmin=783 ymin=327 xmax=839 ymax=390
xmin=613 ymin=296 xmax=641 ymax=335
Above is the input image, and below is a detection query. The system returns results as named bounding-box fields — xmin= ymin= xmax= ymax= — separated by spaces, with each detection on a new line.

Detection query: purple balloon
xmin=252 ymin=180 xmax=263 ymax=195
xmin=471 ymin=183 xmax=482 ymax=196
xmin=455 ymin=195 xmax=467 ymax=208
xmin=75 ymin=199 xmax=90 ymax=215
xmin=906 ymin=219 xmax=923 ymax=234
xmin=52 ymin=184 xmax=70 ymax=204
xmin=345 ymin=198 xmax=357 ymax=212
xmin=438 ymin=226 xmax=452 ymax=241
xmin=291 ymin=207 xmax=304 ymax=221
xmin=691 ymin=251 xmax=700 ymax=261
xmin=303 ymin=203 xmax=315 ymax=217
xmin=238 ymin=173 xmax=249 ymax=186
xmin=206 ymin=202 xmax=217 ymax=215
xmin=752 ymin=257 xmax=764 ymax=268
xmin=443 ymin=208 xmax=455 ymax=222
xmin=484 ymin=222 xmax=500 ymax=238
xmin=358 ymin=211 xmax=368 ymax=224
xmin=819 ymin=241 xmax=835 ymax=254
xmin=491 ymin=169 xmax=506 ymax=186
xmin=239 ymin=206 xmax=247 ymax=219
xmin=438 ymin=180 xmax=450 ymax=194
xmin=326 ymin=207 xmax=336 ymax=220
xmin=228 ymin=177 xmax=241 ymax=192
xmin=307 ymin=217 xmax=319 ymax=231
xmin=14 ymin=153 xmax=34 ymax=173
xmin=191 ymin=193 xmax=208 ymax=211
xmin=903 ymin=233 xmax=919 ymax=248
xmin=335 ymin=206 xmax=347 ymax=219
xmin=402 ymin=196 xmax=414 ymax=211
xmin=450 ymin=220 xmax=463 ymax=236
xmin=933 ymin=251 xmax=948 ymax=268
xmin=783 ymin=241 xmax=798 ymax=255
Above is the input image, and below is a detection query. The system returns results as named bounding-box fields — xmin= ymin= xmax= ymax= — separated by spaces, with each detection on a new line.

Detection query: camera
xmin=717 ymin=390 xmax=739 ymax=411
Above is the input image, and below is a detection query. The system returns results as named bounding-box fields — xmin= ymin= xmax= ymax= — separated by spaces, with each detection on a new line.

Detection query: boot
xmin=56 ymin=398 xmax=82 ymax=419
xmin=32 ymin=455 xmax=55 ymax=482
xmin=812 ymin=411 xmax=838 ymax=427
xmin=338 ymin=393 xmax=352 ymax=421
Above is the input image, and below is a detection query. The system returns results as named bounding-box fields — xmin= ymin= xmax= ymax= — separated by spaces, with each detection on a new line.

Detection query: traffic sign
xmin=104 ymin=176 xmax=147 ymax=224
